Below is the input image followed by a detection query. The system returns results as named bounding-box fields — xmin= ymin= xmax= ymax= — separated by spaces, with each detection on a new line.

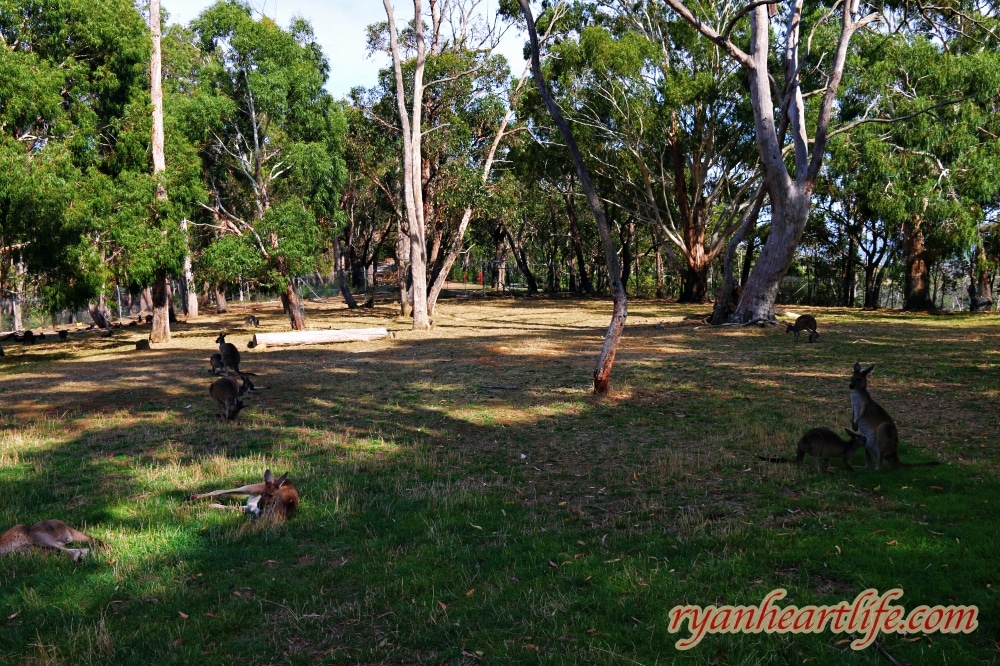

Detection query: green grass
xmin=0 ymin=299 xmax=998 ymax=664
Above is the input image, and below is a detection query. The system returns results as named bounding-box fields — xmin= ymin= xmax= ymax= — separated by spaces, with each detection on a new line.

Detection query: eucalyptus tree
xmin=543 ymin=1 xmax=760 ymax=304
xmin=373 ymin=0 xmax=526 ymax=321
xmin=659 ymin=0 xmax=879 ymax=322
xmin=0 ymin=0 xmax=185 ymax=326
xmin=516 ymin=0 xmax=626 ymax=394
xmin=829 ymin=4 xmax=1000 ymax=311
xmin=189 ymin=0 xmax=345 ymax=329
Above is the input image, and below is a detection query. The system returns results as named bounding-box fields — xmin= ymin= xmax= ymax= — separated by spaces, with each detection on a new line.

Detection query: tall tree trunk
xmin=215 ymin=285 xmax=229 ymax=313
xmin=149 ymin=273 xmax=171 ymax=342
xmin=396 ymin=215 xmax=412 ymax=317
xmin=427 ymin=207 xmax=471 ymax=314
xmin=12 ymin=261 xmax=25 ymax=331
xmin=563 ymin=192 xmax=595 ymax=295
xmin=149 ymin=0 xmax=171 ymax=342
xmin=332 ymin=231 xmax=359 ymax=309
xmin=281 ymin=281 xmax=305 ymax=330
xmin=902 ymin=218 xmax=935 ymax=311
xmin=181 ymin=219 xmax=198 ymax=317
xmin=503 ymin=223 xmax=539 ymax=294
xmin=384 ymin=0 xmax=430 ymax=330
xmin=712 ymin=188 xmax=766 ymax=324
xmin=520 ymin=0 xmax=626 ymax=394
xmin=89 ymin=294 xmax=112 ymax=329
xmin=663 ymin=0 xmax=875 ymax=322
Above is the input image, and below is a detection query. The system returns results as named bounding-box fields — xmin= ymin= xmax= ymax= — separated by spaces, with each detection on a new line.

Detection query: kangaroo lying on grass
xmin=759 ymin=427 xmax=866 ymax=472
xmin=0 ymin=520 xmax=107 ymax=561
xmin=187 ymin=470 xmax=299 ymax=520
xmin=786 ymin=314 xmax=819 ymax=342
xmin=850 ymin=363 xmax=941 ymax=471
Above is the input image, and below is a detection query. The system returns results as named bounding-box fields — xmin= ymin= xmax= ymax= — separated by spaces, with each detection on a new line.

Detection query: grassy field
xmin=0 ymin=296 xmax=997 ymax=665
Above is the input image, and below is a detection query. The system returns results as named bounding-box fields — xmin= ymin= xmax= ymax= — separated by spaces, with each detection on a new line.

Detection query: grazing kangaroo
xmin=215 ymin=333 xmax=242 ymax=375
xmin=209 ymin=375 xmax=253 ymax=421
xmin=759 ymin=427 xmax=866 ymax=472
xmin=187 ymin=469 xmax=299 ymax=520
xmin=850 ymin=363 xmax=940 ymax=471
xmin=244 ymin=314 xmax=260 ymax=327
xmin=0 ymin=520 xmax=107 ymax=562
xmin=786 ymin=314 xmax=819 ymax=342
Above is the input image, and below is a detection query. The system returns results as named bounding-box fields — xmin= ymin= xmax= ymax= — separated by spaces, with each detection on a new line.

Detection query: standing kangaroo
xmin=215 ymin=333 xmax=242 ymax=375
xmin=786 ymin=315 xmax=819 ymax=342
xmin=0 ymin=520 xmax=107 ymax=561
xmin=850 ymin=363 xmax=940 ymax=471
xmin=187 ymin=469 xmax=299 ymax=520
xmin=759 ymin=427 xmax=866 ymax=472
xmin=209 ymin=375 xmax=253 ymax=421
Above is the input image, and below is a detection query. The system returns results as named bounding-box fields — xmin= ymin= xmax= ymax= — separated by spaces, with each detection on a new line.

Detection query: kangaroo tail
xmin=758 ymin=455 xmax=796 ymax=464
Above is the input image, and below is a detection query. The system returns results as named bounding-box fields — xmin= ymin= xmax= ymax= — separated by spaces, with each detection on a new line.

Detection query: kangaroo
xmin=759 ymin=427 xmax=866 ymax=472
xmin=850 ymin=363 xmax=940 ymax=471
xmin=244 ymin=314 xmax=260 ymax=327
xmin=209 ymin=352 xmax=225 ymax=375
xmin=209 ymin=375 xmax=253 ymax=421
xmin=786 ymin=314 xmax=819 ymax=342
xmin=135 ymin=339 xmax=151 ymax=351
xmin=0 ymin=520 xmax=107 ymax=562
xmin=215 ymin=333 xmax=242 ymax=375
xmin=187 ymin=469 xmax=299 ymax=520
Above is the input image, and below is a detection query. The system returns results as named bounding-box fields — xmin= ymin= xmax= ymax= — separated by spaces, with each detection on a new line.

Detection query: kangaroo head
xmin=850 ymin=363 xmax=875 ymax=390
xmin=215 ymin=333 xmax=228 ymax=345
xmin=256 ymin=470 xmax=294 ymax=518
xmin=843 ymin=428 xmax=865 ymax=447
xmin=785 ymin=323 xmax=795 ymax=332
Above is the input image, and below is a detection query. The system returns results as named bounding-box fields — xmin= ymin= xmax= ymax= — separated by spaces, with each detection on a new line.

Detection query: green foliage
xmin=0 ymin=0 xmax=182 ymax=311
xmin=184 ymin=0 xmax=345 ymax=293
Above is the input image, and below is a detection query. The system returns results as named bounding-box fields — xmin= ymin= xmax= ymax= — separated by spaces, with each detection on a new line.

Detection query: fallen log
xmin=249 ymin=328 xmax=390 ymax=348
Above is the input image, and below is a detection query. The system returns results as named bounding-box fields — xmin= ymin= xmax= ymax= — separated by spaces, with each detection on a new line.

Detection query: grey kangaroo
xmin=215 ymin=333 xmax=242 ymax=375
xmin=1 ymin=520 xmax=107 ymax=562
xmin=209 ymin=375 xmax=254 ymax=421
xmin=187 ymin=469 xmax=299 ymax=520
xmin=759 ymin=427 xmax=866 ymax=472
xmin=850 ymin=363 xmax=940 ymax=470
xmin=786 ymin=314 xmax=819 ymax=342
xmin=209 ymin=352 xmax=225 ymax=375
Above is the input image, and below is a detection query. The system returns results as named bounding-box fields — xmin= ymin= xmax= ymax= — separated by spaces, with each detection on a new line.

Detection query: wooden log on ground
xmin=249 ymin=328 xmax=389 ymax=348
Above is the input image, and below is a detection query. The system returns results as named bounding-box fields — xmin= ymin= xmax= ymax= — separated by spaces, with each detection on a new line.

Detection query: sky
xmin=162 ymin=0 xmax=526 ymax=99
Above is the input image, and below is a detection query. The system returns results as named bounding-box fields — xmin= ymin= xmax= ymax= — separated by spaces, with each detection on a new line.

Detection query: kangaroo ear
xmin=275 ymin=472 xmax=288 ymax=487
xmin=264 ymin=469 xmax=274 ymax=483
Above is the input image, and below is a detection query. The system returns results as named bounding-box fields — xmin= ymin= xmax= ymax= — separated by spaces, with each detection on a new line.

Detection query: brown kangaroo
xmin=0 ymin=520 xmax=107 ymax=562
xmin=786 ymin=314 xmax=818 ymax=342
xmin=209 ymin=375 xmax=253 ymax=421
xmin=187 ymin=469 xmax=299 ymax=520
xmin=759 ymin=427 xmax=866 ymax=472
xmin=215 ymin=333 xmax=242 ymax=375
xmin=850 ymin=363 xmax=940 ymax=471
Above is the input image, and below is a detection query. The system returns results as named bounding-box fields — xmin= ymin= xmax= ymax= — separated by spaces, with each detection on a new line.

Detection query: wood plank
xmin=250 ymin=328 xmax=389 ymax=348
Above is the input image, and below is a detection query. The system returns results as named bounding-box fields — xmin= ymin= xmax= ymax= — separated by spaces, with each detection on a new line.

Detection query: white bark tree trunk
xmin=662 ymin=0 xmax=877 ymax=322
xmin=384 ymin=0 xmax=431 ymax=330
xmin=149 ymin=0 xmax=171 ymax=342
